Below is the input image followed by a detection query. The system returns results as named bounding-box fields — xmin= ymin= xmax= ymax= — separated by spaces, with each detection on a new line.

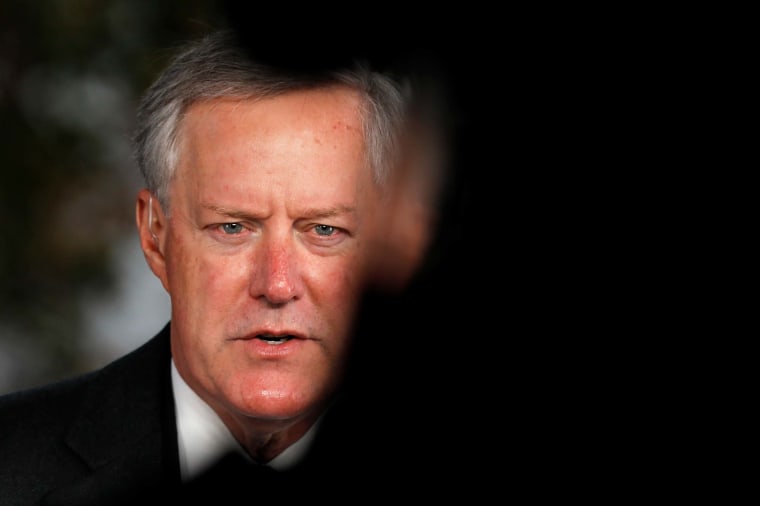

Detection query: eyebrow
xmin=200 ymin=203 xmax=357 ymax=221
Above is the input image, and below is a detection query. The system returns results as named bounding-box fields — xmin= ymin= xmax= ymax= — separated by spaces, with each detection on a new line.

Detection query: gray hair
xmin=133 ymin=30 xmax=409 ymax=210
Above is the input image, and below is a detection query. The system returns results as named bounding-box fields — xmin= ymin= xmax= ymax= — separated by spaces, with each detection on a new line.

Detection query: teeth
xmin=258 ymin=334 xmax=292 ymax=344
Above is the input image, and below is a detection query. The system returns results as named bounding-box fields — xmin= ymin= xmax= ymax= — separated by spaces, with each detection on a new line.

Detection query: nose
xmin=249 ymin=236 xmax=303 ymax=305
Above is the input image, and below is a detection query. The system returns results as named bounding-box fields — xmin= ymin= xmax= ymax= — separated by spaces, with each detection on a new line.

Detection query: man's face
xmin=150 ymin=88 xmax=379 ymax=424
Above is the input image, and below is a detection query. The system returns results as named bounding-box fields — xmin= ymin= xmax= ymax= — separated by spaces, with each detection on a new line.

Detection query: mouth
xmin=255 ymin=333 xmax=298 ymax=345
xmin=232 ymin=330 xmax=312 ymax=357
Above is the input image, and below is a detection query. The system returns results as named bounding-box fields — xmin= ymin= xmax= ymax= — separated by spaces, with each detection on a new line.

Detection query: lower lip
xmin=238 ymin=337 xmax=305 ymax=358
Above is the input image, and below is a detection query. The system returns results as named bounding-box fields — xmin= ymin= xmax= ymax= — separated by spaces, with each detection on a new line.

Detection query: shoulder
xmin=0 ymin=325 xmax=173 ymax=503
xmin=0 ymin=369 xmax=95 ymax=439
xmin=0 ymin=324 xmax=171 ymax=449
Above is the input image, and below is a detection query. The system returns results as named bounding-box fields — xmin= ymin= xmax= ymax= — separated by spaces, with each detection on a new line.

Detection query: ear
xmin=135 ymin=188 xmax=170 ymax=292
xmin=367 ymin=189 xmax=433 ymax=293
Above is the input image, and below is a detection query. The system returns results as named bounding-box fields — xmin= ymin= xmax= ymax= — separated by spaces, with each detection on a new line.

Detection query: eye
xmin=314 ymin=224 xmax=336 ymax=236
xmin=221 ymin=223 xmax=244 ymax=234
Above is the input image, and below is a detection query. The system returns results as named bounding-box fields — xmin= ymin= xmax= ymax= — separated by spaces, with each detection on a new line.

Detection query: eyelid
xmin=211 ymin=221 xmax=253 ymax=237
xmin=307 ymin=223 xmax=350 ymax=244
xmin=221 ymin=222 xmax=244 ymax=234
xmin=314 ymin=224 xmax=336 ymax=235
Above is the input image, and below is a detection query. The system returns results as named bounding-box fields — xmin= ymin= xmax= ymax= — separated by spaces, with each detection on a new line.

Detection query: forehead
xmin=183 ymin=85 xmax=365 ymax=133
xmin=171 ymin=88 xmax=378 ymax=208
xmin=178 ymin=87 xmax=366 ymax=161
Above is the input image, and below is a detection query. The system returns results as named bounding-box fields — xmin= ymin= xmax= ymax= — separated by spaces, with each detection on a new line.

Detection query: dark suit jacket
xmin=0 ymin=323 xmax=179 ymax=504
xmin=0 ymin=318 xmax=457 ymax=504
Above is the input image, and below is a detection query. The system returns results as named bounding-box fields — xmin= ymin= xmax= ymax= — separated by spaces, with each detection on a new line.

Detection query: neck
xmin=217 ymin=408 xmax=324 ymax=464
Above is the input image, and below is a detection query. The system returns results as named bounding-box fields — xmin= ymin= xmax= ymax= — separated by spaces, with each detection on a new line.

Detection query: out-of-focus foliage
xmin=0 ymin=0 xmax=229 ymax=393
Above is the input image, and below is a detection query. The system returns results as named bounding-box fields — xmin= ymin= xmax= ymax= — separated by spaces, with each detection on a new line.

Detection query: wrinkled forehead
xmin=179 ymin=84 xmax=367 ymax=137
xmin=168 ymin=89 xmax=380 ymax=203
xmin=177 ymin=86 xmax=370 ymax=168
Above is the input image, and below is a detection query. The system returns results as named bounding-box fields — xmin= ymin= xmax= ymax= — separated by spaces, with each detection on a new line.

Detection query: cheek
xmin=169 ymin=254 xmax=248 ymax=365
xmin=308 ymin=259 xmax=364 ymax=322
xmin=167 ymin=225 xmax=234 ymax=286
xmin=166 ymin=239 xmax=248 ymax=321
xmin=200 ymin=257 xmax=246 ymax=295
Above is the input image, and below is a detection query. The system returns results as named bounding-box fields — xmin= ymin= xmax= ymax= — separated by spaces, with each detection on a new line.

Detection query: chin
xmin=235 ymin=382 xmax=320 ymax=420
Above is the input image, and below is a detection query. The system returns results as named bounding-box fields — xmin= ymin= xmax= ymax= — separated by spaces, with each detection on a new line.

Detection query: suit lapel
xmin=43 ymin=325 xmax=180 ymax=505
